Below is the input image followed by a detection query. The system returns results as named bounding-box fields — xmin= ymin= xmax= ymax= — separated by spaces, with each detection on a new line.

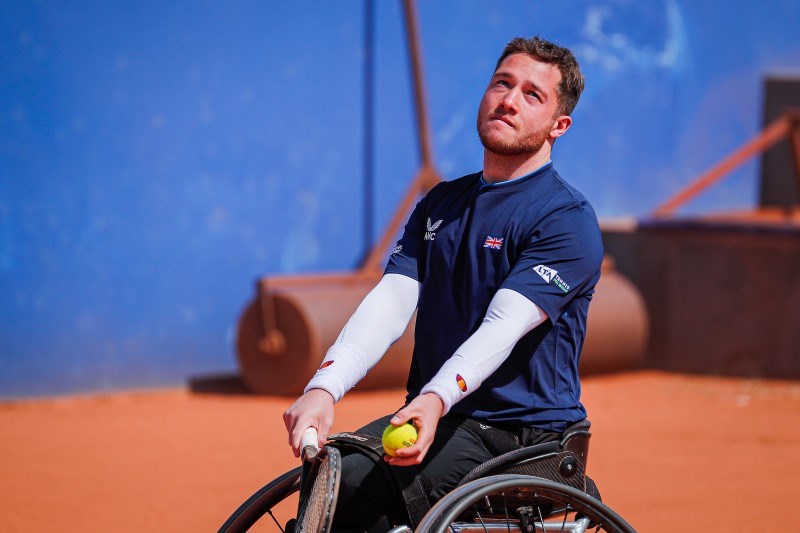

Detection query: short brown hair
xmin=494 ymin=36 xmax=585 ymax=117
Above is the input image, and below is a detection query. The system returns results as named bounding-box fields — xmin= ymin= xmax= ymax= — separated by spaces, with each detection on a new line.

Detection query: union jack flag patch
xmin=483 ymin=236 xmax=504 ymax=250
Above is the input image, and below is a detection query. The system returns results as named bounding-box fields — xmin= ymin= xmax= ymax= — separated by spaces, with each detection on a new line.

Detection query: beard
xmin=477 ymin=115 xmax=551 ymax=156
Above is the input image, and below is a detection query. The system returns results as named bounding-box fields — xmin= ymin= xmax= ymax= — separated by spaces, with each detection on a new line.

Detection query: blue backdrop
xmin=2 ymin=0 xmax=799 ymax=398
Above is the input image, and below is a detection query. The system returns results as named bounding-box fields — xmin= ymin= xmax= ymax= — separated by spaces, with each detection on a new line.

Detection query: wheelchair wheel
xmin=416 ymin=474 xmax=636 ymax=533
xmin=218 ymin=466 xmax=301 ymax=533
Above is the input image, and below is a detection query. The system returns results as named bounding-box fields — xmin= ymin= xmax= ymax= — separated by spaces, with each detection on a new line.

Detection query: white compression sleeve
xmin=420 ymin=288 xmax=548 ymax=414
xmin=304 ymin=273 xmax=420 ymax=402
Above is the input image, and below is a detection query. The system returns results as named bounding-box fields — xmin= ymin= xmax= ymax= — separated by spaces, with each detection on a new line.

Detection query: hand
xmin=385 ymin=393 xmax=444 ymax=467
xmin=283 ymin=388 xmax=335 ymax=458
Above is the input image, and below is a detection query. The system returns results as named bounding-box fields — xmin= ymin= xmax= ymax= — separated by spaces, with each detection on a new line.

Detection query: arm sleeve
xmin=419 ymin=288 xmax=548 ymax=414
xmin=304 ymin=273 xmax=420 ymax=402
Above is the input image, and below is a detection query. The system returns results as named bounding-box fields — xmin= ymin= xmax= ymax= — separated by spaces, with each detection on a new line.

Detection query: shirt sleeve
xmin=384 ymin=186 xmax=437 ymax=282
xmin=500 ymin=200 xmax=603 ymax=323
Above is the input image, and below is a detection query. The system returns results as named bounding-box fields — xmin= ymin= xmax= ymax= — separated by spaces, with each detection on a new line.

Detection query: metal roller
xmin=580 ymin=257 xmax=649 ymax=375
xmin=237 ymin=274 xmax=415 ymax=395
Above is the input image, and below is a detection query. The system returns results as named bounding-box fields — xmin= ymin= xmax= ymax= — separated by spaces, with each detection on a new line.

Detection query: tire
xmin=218 ymin=466 xmax=302 ymax=533
xmin=416 ymin=474 xmax=636 ymax=533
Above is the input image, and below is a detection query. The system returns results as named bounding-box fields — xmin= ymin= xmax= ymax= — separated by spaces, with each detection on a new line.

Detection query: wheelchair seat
xmin=457 ymin=419 xmax=595 ymax=496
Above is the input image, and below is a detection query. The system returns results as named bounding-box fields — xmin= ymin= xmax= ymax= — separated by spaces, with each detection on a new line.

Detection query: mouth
xmin=490 ymin=115 xmax=515 ymax=129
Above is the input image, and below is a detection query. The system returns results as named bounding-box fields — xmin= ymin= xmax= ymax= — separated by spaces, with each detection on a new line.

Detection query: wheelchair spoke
xmin=501 ymin=492 xmax=511 ymax=533
xmin=266 ymin=509 xmax=285 ymax=533
xmin=534 ymin=492 xmax=545 ymax=530
xmin=472 ymin=507 xmax=488 ymax=533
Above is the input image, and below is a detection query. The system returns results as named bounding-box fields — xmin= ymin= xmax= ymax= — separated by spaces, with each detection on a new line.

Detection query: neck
xmin=482 ymin=144 xmax=553 ymax=184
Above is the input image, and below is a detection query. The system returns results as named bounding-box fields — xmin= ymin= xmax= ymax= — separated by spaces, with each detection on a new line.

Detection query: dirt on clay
xmin=2 ymin=370 xmax=800 ymax=532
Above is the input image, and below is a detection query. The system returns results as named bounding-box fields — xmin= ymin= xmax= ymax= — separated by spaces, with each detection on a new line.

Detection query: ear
xmin=549 ymin=115 xmax=572 ymax=139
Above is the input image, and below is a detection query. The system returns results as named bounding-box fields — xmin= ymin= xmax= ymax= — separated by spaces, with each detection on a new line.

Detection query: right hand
xmin=283 ymin=388 xmax=335 ymax=458
xmin=384 ymin=392 xmax=443 ymax=466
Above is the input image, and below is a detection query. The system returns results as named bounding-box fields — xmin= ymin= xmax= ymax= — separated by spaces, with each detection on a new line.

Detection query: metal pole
xmin=363 ymin=0 xmax=375 ymax=256
xmin=402 ymin=0 xmax=434 ymax=168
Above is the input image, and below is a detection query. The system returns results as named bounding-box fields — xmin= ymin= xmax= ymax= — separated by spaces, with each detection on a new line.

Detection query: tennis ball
xmin=381 ymin=423 xmax=418 ymax=457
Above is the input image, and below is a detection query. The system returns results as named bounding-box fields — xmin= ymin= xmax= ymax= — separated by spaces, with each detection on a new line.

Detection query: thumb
xmin=390 ymin=408 xmax=412 ymax=427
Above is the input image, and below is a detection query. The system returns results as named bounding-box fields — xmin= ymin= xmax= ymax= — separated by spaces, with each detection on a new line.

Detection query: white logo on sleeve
xmin=533 ymin=264 xmax=557 ymax=282
xmin=424 ymin=218 xmax=443 ymax=241
xmin=533 ymin=264 xmax=571 ymax=293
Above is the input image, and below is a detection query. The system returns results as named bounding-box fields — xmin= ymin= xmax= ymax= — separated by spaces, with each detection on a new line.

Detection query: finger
xmin=289 ymin=432 xmax=302 ymax=458
xmin=388 ymin=432 xmax=430 ymax=465
xmin=283 ymin=410 xmax=294 ymax=437
xmin=385 ymin=450 xmax=426 ymax=466
xmin=317 ymin=419 xmax=332 ymax=445
xmin=392 ymin=441 xmax=427 ymax=461
xmin=284 ymin=413 xmax=300 ymax=454
xmin=290 ymin=421 xmax=314 ymax=457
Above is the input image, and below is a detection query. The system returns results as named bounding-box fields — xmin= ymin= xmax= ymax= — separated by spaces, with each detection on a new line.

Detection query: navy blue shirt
xmin=385 ymin=163 xmax=603 ymax=431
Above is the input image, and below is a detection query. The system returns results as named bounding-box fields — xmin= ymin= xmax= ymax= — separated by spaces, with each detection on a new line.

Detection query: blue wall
xmin=2 ymin=1 xmax=799 ymax=398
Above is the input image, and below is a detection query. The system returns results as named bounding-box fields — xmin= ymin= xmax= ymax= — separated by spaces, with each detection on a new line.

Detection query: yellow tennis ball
xmin=381 ymin=423 xmax=418 ymax=457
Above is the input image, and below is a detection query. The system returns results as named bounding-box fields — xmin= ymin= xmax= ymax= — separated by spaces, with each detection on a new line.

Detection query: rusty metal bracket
xmin=652 ymin=109 xmax=800 ymax=217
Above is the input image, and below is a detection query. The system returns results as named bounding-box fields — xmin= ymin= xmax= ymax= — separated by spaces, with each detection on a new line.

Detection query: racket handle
xmin=301 ymin=427 xmax=319 ymax=461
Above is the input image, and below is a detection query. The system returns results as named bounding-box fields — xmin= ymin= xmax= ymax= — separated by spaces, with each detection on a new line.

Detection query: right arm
xmin=283 ymin=273 xmax=420 ymax=455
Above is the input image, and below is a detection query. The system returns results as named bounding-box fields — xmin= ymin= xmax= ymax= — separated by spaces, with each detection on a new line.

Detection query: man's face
xmin=477 ymin=53 xmax=565 ymax=156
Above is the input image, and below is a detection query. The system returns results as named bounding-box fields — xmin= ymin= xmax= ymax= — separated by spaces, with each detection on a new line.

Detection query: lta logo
xmin=533 ymin=264 xmax=570 ymax=293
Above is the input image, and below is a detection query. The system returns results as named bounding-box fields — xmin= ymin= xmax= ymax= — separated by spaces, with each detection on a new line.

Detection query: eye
xmin=526 ymin=91 xmax=541 ymax=101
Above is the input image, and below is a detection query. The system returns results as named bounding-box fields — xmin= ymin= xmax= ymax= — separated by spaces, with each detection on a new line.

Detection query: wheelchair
xmin=219 ymin=420 xmax=636 ymax=533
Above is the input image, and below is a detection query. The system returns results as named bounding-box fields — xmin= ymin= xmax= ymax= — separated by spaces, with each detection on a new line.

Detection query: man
xmin=284 ymin=35 xmax=603 ymax=531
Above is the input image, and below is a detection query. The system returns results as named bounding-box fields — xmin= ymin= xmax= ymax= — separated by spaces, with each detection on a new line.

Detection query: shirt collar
xmin=479 ymin=160 xmax=553 ymax=188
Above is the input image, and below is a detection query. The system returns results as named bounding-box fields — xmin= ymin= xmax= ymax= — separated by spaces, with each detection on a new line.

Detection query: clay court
xmin=2 ymin=370 xmax=799 ymax=532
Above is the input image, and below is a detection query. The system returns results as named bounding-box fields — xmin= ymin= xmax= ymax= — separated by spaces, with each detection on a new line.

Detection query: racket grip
xmin=301 ymin=427 xmax=319 ymax=461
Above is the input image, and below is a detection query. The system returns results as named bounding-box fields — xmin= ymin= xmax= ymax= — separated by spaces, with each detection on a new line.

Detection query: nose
xmin=498 ymin=88 xmax=519 ymax=113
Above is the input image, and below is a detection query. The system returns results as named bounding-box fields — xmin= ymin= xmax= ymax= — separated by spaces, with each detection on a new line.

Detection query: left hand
xmin=385 ymin=392 xmax=444 ymax=466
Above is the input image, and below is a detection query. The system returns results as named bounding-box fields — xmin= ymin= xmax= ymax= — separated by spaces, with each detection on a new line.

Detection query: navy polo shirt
xmin=385 ymin=162 xmax=603 ymax=431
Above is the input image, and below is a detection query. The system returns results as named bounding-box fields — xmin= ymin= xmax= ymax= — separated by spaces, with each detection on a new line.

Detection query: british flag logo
xmin=483 ymin=236 xmax=504 ymax=250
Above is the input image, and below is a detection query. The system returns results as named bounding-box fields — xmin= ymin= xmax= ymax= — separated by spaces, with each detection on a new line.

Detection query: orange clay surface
xmin=2 ymin=370 xmax=800 ymax=532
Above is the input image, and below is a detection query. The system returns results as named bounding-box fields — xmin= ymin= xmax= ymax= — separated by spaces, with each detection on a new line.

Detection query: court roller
xmin=236 ymin=257 xmax=648 ymax=395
